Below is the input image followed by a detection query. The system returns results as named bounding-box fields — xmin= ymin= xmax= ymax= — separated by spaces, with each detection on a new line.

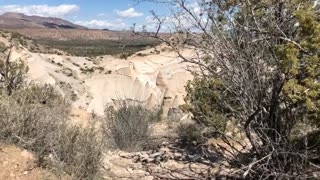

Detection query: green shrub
xmin=52 ymin=122 xmax=103 ymax=179
xmin=0 ymin=48 xmax=29 ymax=95
xmin=176 ymin=122 xmax=206 ymax=147
xmin=35 ymin=39 xmax=161 ymax=57
xmin=103 ymin=101 xmax=154 ymax=152
xmin=182 ymin=77 xmax=228 ymax=132
xmin=0 ymin=85 xmax=68 ymax=159
xmin=136 ymin=52 xmax=146 ymax=56
xmin=120 ymin=53 xmax=129 ymax=60
xmin=0 ymin=85 xmax=103 ymax=179
xmin=0 ymin=42 xmax=6 ymax=52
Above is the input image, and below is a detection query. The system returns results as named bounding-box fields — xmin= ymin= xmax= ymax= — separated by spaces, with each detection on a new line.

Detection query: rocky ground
xmin=101 ymin=121 xmax=237 ymax=180
xmin=102 ymin=143 xmax=230 ymax=179
xmin=0 ymin=121 xmax=234 ymax=180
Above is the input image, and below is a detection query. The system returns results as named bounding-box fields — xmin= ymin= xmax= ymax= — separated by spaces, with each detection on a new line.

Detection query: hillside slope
xmin=0 ymin=12 xmax=87 ymax=29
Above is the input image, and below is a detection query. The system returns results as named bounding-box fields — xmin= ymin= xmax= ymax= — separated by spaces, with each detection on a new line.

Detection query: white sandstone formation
xmin=7 ymin=42 xmax=195 ymax=117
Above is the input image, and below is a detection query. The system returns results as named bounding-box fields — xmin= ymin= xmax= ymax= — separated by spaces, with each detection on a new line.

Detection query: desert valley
xmin=1 ymin=1 xmax=320 ymax=180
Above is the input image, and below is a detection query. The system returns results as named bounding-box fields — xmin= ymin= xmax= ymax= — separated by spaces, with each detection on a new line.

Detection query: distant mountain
xmin=0 ymin=12 xmax=87 ymax=29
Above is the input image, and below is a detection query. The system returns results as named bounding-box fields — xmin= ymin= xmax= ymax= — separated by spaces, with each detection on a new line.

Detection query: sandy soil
xmin=0 ymin=145 xmax=69 ymax=180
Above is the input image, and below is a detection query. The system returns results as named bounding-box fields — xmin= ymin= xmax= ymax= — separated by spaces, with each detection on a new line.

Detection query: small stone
xmin=103 ymin=162 xmax=112 ymax=171
xmin=313 ymin=172 xmax=319 ymax=178
xmin=150 ymin=152 xmax=164 ymax=158
xmin=222 ymin=161 xmax=230 ymax=167
xmin=139 ymin=154 xmax=149 ymax=160
xmin=132 ymin=156 xmax=140 ymax=163
xmin=133 ymin=152 xmax=142 ymax=157
xmin=225 ymin=132 xmax=232 ymax=136
xmin=160 ymin=141 xmax=169 ymax=147
xmin=141 ymin=157 xmax=154 ymax=164
xmin=106 ymin=151 xmax=114 ymax=156
xmin=119 ymin=152 xmax=133 ymax=159
xmin=23 ymin=171 xmax=28 ymax=175
xmin=21 ymin=150 xmax=34 ymax=160
xmin=173 ymin=152 xmax=183 ymax=160
xmin=127 ymin=168 xmax=133 ymax=172
xmin=159 ymin=147 xmax=170 ymax=153
xmin=146 ymin=150 xmax=153 ymax=155
xmin=163 ymin=154 xmax=171 ymax=161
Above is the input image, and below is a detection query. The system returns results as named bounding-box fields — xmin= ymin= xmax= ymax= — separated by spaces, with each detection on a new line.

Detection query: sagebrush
xmin=0 ymin=85 xmax=103 ymax=179
xmin=103 ymin=101 xmax=154 ymax=152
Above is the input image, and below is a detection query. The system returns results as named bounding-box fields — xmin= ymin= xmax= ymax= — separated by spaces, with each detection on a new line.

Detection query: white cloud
xmin=0 ymin=4 xmax=80 ymax=18
xmin=140 ymin=16 xmax=161 ymax=31
xmin=174 ymin=1 xmax=201 ymax=14
xmin=145 ymin=15 xmax=155 ymax=23
xmin=188 ymin=3 xmax=201 ymax=15
xmin=97 ymin=13 xmax=109 ymax=17
xmin=142 ymin=12 xmax=206 ymax=32
xmin=116 ymin=8 xmax=143 ymax=18
xmin=75 ymin=20 xmax=127 ymax=30
xmin=98 ymin=13 xmax=106 ymax=17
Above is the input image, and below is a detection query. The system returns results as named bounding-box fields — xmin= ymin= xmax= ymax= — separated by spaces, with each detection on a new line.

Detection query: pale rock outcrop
xmin=5 ymin=41 xmax=195 ymax=116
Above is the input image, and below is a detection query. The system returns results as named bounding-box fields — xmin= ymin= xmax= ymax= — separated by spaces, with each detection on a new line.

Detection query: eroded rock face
xmin=8 ymin=42 xmax=195 ymax=117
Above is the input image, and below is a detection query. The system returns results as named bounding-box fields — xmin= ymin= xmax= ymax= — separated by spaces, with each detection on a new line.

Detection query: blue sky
xmin=0 ymin=0 xmax=171 ymax=30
